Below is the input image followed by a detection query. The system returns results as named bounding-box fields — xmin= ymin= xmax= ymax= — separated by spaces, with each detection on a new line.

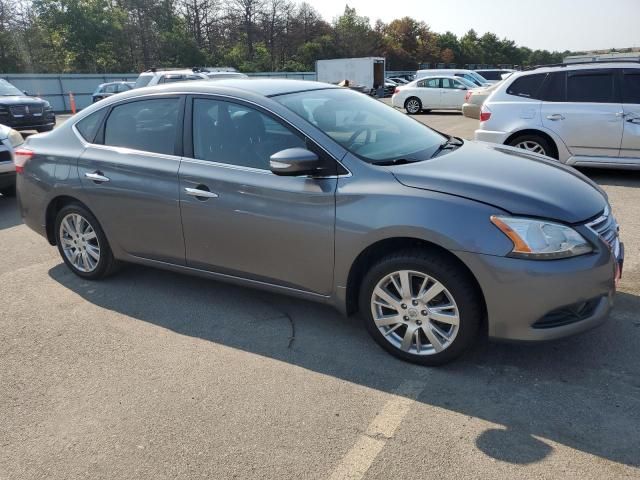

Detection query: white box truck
xmin=316 ymin=57 xmax=385 ymax=93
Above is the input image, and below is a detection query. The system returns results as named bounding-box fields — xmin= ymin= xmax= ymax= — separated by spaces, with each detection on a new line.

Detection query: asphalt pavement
xmin=1 ymin=114 xmax=639 ymax=479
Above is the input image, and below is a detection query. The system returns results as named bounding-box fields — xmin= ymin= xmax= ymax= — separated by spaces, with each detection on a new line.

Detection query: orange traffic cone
xmin=69 ymin=92 xmax=77 ymax=114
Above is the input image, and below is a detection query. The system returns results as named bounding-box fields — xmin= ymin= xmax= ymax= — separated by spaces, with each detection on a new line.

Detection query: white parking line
xmin=328 ymin=381 xmax=425 ymax=480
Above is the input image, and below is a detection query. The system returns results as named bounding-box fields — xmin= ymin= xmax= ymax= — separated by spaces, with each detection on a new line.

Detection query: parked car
xmin=474 ymin=69 xmax=516 ymax=84
xmin=0 ymin=79 xmax=56 ymax=133
xmin=16 ymin=79 xmax=623 ymax=365
xmin=92 ymin=81 xmax=135 ymax=103
xmin=475 ymin=62 xmax=640 ymax=168
xmin=0 ymin=123 xmax=24 ymax=196
xmin=392 ymin=76 xmax=477 ymax=114
xmin=133 ymin=68 xmax=209 ymax=88
xmin=416 ymin=69 xmax=490 ymax=87
xmin=462 ymin=83 xmax=500 ymax=119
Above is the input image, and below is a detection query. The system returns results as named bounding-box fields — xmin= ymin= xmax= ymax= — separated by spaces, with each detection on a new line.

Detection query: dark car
xmin=92 ymin=81 xmax=135 ymax=103
xmin=16 ymin=80 xmax=623 ymax=366
xmin=0 ymin=79 xmax=56 ymax=132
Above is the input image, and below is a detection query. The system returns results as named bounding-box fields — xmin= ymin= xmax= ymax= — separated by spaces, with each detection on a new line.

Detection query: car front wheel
xmin=359 ymin=249 xmax=482 ymax=365
xmin=55 ymin=204 xmax=118 ymax=279
xmin=404 ymin=97 xmax=422 ymax=115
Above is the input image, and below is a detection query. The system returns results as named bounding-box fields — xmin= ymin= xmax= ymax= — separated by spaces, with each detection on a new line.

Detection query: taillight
xmin=480 ymin=106 xmax=492 ymax=122
xmin=394 ymin=87 xmax=400 ymax=94
xmin=465 ymin=91 xmax=472 ymax=102
xmin=14 ymin=147 xmax=33 ymax=174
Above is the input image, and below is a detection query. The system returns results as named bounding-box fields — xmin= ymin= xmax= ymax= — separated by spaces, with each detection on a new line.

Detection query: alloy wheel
xmin=514 ymin=140 xmax=546 ymax=156
xmin=59 ymin=213 xmax=101 ymax=273
xmin=370 ymin=270 xmax=460 ymax=356
xmin=406 ymin=99 xmax=420 ymax=114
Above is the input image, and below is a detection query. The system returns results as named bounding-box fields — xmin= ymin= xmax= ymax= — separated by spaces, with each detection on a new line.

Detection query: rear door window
xmin=506 ymin=74 xmax=547 ymax=99
xmin=622 ymin=71 xmax=640 ymax=104
xmin=103 ymin=98 xmax=181 ymax=155
xmin=566 ymin=70 xmax=615 ymax=103
xmin=418 ymin=78 xmax=440 ymax=88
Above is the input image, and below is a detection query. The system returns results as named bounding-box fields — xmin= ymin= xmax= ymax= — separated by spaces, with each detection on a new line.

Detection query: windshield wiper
xmin=430 ymin=136 xmax=464 ymax=158
xmin=371 ymin=158 xmax=421 ymax=166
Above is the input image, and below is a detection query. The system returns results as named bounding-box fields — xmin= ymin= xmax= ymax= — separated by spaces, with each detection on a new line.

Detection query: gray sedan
xmin=16 ymin=79 xmax=624 ymax=365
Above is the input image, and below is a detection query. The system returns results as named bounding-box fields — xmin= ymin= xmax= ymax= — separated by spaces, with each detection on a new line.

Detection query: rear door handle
xmin=184 ymin=187 xmax=218 ymax=199
xmin=546 ymin=114 xmax=565 ymax=121
xmin=84 ymin=172 xmax=110 ymax=183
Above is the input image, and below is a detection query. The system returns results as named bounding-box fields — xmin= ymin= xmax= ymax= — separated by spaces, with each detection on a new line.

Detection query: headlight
xmin=7 ymin=129 xmax=24 ymax=148
xmin=491 ymin=215 xmax=592 ymax=259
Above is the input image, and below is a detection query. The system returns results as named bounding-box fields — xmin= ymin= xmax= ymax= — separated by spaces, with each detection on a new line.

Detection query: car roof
xmin=519 ymin=62 xmax=640 ymax=75
xmin=128 ymin=79 xmax=339 ymax=98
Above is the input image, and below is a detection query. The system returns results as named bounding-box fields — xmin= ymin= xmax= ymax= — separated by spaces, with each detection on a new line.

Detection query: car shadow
xmin=48 ymin=262 xmax=640 ymax=467
xmin=0 ymin=196 xmax=22 ymax=230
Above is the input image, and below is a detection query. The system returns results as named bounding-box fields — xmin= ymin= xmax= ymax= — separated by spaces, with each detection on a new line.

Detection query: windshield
xmin=134 ymin=75 xmax=153 ymax=88
xmin=456 ymin=77 xmax=478 ymax=89
xmin=0 ymin=79 xmax=24 ymax=96
xmin=468 ymin=71 xmax=488 ymax=84
xmin=274 ymin=88 xmax=446 ymax=163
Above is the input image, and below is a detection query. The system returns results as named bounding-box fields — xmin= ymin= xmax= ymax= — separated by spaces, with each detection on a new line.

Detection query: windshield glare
xmin=275 ymin=88 xmax=446 ymax=163
xmin=0 ymin=79 xmax=24 ymax=96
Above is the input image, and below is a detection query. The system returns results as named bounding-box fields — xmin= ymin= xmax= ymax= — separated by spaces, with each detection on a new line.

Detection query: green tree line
xmin=0 ymin=0 xmax=583 ymax=73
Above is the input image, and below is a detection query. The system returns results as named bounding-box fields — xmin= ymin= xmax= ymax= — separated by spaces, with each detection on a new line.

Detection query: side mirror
xmin=23 ymin=90 xmax=29 ymax=96
xmin=270 ymin=148 xmax=322 ymax=176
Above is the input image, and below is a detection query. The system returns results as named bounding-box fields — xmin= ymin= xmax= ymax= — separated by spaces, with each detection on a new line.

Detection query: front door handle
xmin=627 ymin=117 xmax=640 ymax=125
xmin=85 ymin=172 xmax=110 ymax=183
xmin=184 ymin=187 xmax=219 ymax=199
xmin=546 ymin=114 xmax=565 ymax=121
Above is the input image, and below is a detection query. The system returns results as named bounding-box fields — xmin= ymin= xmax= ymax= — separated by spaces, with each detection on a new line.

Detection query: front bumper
xmin=455 ymin=245 xmax=620 ymax=342
xmin=474 ymin=128 xmax=509 ymax=145
xmin=0 ymin=113 xmax=55 ymax=131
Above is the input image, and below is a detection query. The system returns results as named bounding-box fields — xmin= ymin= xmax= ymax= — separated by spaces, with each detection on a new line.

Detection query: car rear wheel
xmin=359 ymin=249 xmax=482 ymax=365
xmin=55 ymin=204 xmax=118 ymax=279
xmin=508 ymin=134 xmax=555 ymax=158
xmin=404 ymin=97 xmax=422 ymax=115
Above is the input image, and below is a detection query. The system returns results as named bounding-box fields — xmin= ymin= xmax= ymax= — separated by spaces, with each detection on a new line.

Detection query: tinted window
xmin=540 ymin=72 xmax=566 ymax=102
xmin=275 ymin=88 xmax=447 ymax=163
xmin=622 ymin=71 xmax=640 ymax=104
xmin=104 ymin=98 xmax=180 ymax=155
xmin=192 ymin=98 xmax=305 ymax=170
xmin=567 ymin=71 xmax=615 ymax=103
xmin=76 ymin=109 xmax=107 ymax=143
xmin=117 ymin=83 xmax=133 ymax=93
xmin=506 ymin=74 xmax=547 ymax=99
xmin=479 ymin=70 xmax=500 ymax=80
xmin=104 ymin=84 xmax=118 ymax=94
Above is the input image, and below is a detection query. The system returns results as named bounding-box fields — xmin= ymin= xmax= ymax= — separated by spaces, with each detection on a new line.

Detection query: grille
xmin=586 ymin=206 xmax=619 ymax=251
xmin=10 ymin=105 xmax=43 ymax=116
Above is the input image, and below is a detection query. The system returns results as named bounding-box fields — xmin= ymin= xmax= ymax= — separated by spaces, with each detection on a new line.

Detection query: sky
xmin=302 ymin=0 xmax=640 ymax=52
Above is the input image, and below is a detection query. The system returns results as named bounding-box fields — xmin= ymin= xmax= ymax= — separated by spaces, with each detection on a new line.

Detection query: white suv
xmin=475 ymin=62 xmax=640 ymax=168
xmin=134 ymin=68 xmax=208 ymax=88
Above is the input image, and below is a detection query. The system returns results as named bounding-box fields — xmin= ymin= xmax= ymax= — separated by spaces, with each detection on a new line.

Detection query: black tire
xmin=54 ymin=203 xmax=119 ymax=279
xmin=0 ymin=184 xmax=16 ymax=197
xmin=507 ymin=134 xmax=556 ymax=159
xmin=37 ymin=125 xmax=54 ymax=133
xmin=404 ymin=97 xmax=422 ymax=115
xmin=359 ymin=249 xmax=482 ymax=366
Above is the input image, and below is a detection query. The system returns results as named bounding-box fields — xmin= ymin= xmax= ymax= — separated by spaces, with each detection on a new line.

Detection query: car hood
xmin=0 ymin=95 xmax=47 ymax=106
xmin=390 ymin=141 xmax=606 ymax=224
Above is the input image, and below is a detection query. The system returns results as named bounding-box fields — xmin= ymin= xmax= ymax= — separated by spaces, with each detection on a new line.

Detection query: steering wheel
xmin=346 ymin=127 xmax=372 ymax=148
